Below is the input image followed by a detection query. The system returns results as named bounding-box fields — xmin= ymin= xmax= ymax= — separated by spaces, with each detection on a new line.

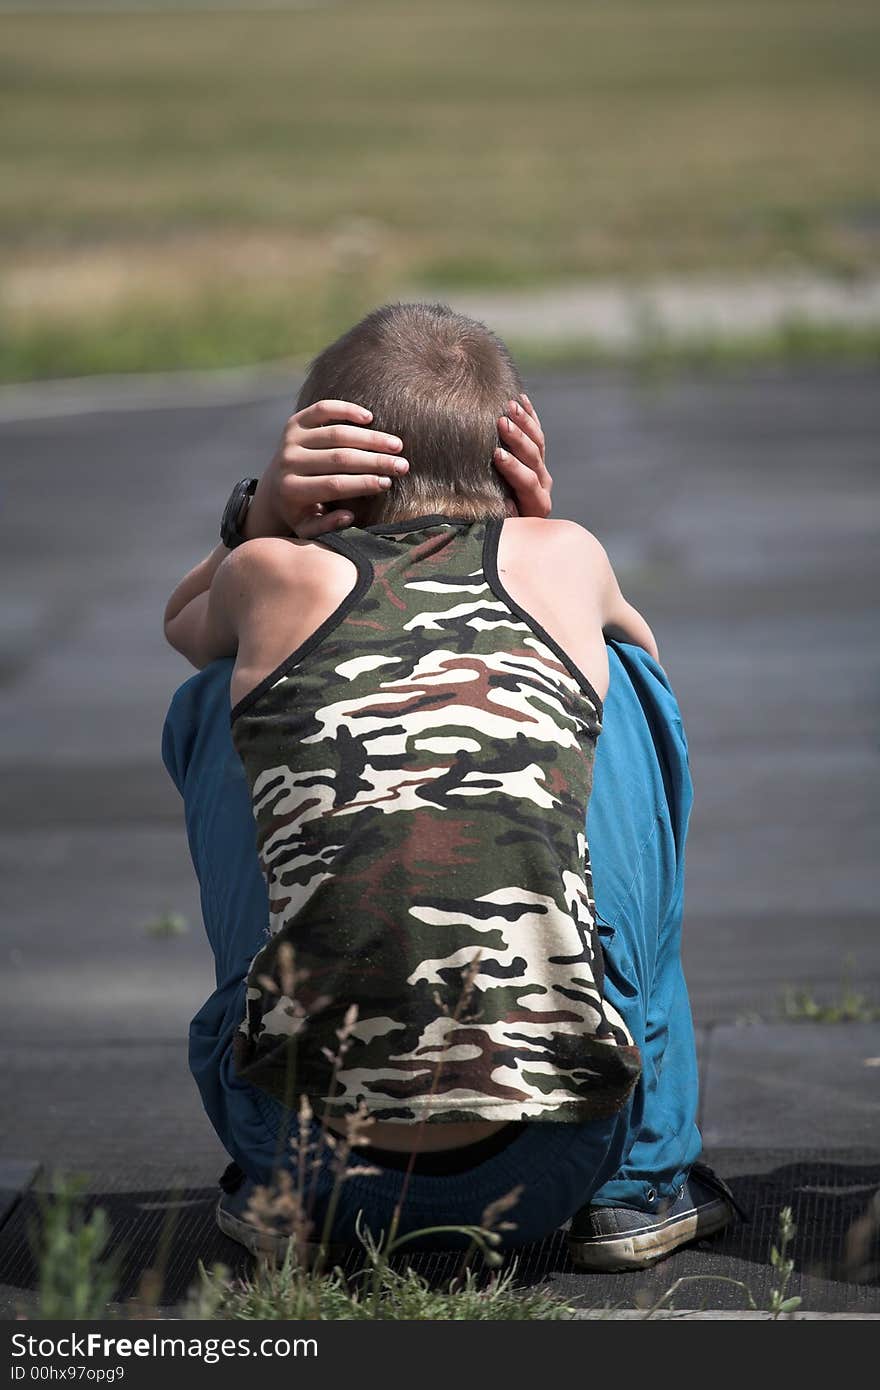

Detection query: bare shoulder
xmin=501 ymin=517 xmax=609 ymax=571
xmin=221 ymin=535 xmax=331 ymax=584
xmin=225 ymin=535 xmax=310 ymax=568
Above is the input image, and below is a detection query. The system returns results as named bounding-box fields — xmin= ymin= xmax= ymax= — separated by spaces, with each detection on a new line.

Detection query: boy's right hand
xmin=243 ymin=399 xmax=410 ymax=540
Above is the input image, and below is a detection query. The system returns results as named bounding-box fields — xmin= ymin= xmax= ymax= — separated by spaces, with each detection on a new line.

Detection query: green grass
xmin=1 ymin=0 xmax=878 ymax=379
xmin=26 ymin=1172 xmax=576 ymax=1321
xmin=780 ymin=955 xmax=880 ymax=1023
xmin=780 ymin=986 xmax=880 ymax=1024
xmin=184 ymin=1251 xmax=575 ymax=1321
xmin=737 ymin=957 xmax=880 ymax=1026
xmin=4 ymin=301 xmax=879 ymax=385
xmin=143 ymin=910 xmax=190 ymax=939
xmin=30 ymin=1176 xmax=120 ymax=1321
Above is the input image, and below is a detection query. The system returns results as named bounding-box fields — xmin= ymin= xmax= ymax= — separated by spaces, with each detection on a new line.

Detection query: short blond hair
xmin=297 ymin=302 xmax=523 ymax=525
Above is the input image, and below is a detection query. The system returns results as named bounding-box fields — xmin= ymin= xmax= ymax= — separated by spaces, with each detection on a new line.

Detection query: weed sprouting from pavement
xmin=143 ymin=910 xmax=190 ymax=939
xmin=29 ymin=1175 xmax=120 ymax=1321
xmin=768 ymin=1206 xmax=802 ymax=1318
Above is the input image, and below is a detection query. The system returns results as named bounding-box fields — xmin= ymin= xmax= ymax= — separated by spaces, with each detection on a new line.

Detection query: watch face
xmin=221 ymin=478 xmax=257 ymax=546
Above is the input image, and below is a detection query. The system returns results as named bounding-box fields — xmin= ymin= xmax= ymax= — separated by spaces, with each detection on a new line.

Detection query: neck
xmin=350 ymin=496 xmax=518 ymax=529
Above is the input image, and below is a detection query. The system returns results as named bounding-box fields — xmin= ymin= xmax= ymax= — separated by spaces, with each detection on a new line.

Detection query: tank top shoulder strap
xmin=481 ymin=516 xmax=605 ymax=718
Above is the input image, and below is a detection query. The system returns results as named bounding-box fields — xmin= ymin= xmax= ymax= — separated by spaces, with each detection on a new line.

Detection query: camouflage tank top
xmin=230 ymin=514 xmax=641 ymax=1124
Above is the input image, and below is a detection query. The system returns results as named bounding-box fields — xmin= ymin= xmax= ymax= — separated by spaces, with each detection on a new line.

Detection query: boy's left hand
xmin=494 ymin=393 xmax=552 ymax=517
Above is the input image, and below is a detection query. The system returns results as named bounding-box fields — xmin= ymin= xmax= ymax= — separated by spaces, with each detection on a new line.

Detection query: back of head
xmin=296 ymin=302 xmax=524 ymax=526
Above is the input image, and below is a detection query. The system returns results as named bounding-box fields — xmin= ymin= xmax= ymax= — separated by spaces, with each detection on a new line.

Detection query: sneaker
xmin=566 ymin=1161 xmax=745 ymax=1272
xmin=214 ymin=1162 xmax=340 ymax=1263
xmin=215 ymin=1162 xmax=286 ymax=1258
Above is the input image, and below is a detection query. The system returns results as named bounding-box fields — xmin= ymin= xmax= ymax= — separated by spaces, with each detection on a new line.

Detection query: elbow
xmin=163 ymin=612 xmax=197 ymax=667
xmin=163 ymin=610 xmax=182 ymax=654
xmin=163 ymin=593 xmax=183 ymax=642
xmin=603 ymin=605 xmax=659 ymax=663
xmin=635 ymin=614 xmax=660 ymax=663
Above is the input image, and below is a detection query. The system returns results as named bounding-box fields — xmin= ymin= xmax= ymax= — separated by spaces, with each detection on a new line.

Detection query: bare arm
xmin=164 ymin=542 xmax=228 ymax=629
xmin=163 ymin=543 xmax=240 ymax=669
xmin=557 ymin=522 xmax=659 ymax=660
xmin=599 ymin=545 xmax=659 ymax=660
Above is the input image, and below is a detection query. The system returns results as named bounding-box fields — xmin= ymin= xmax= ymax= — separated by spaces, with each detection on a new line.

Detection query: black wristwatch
xmin=220 ymin=477 xmax=258 ymax=549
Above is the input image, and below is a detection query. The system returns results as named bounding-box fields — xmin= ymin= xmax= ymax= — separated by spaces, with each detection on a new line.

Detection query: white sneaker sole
xmin=216 ymin=1198 xmax=296 ymax=1258
xmin=567 ymin=1197 xmax=732 ymax=1272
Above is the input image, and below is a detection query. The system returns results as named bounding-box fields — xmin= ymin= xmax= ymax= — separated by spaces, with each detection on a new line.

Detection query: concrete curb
xmin=0 ymin=365 xmax=301 ymax=424
xmin=570 ymin=1310 xmax=880 ymax=1320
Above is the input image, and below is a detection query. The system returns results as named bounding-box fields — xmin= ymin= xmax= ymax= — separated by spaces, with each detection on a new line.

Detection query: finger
xmin=297 ymin=424 xmax=403 ymax=454
xmin=493 ymin=448 xmax=551 ymax=518
xmin=500 ymin=403 xmax=551 ymax=493
xmin=517 ymin=395 xmax=546 ymax=457
xmin=280 ymin=472 xmax=399 ymax=505
xmin=295 ymin=507 xmax=355 ymax=539
xmin=508 ymin=397 xmax=545 ymax=456
xmin=498 ymin=412 xmax=543 ymax=473
xmin=519 ymin=392 xmax=541 ymax=430
xmin=284 ymin=447 xmax=410 ymax=478
xmin=293 ymin=399 xmax=374 ymax=429
xmin=516 ymin=394 xmax=552 ymax=494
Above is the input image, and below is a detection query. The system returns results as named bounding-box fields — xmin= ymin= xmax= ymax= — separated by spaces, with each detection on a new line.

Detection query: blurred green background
xmin=1 ymin=0 xmax=878 ymax=380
